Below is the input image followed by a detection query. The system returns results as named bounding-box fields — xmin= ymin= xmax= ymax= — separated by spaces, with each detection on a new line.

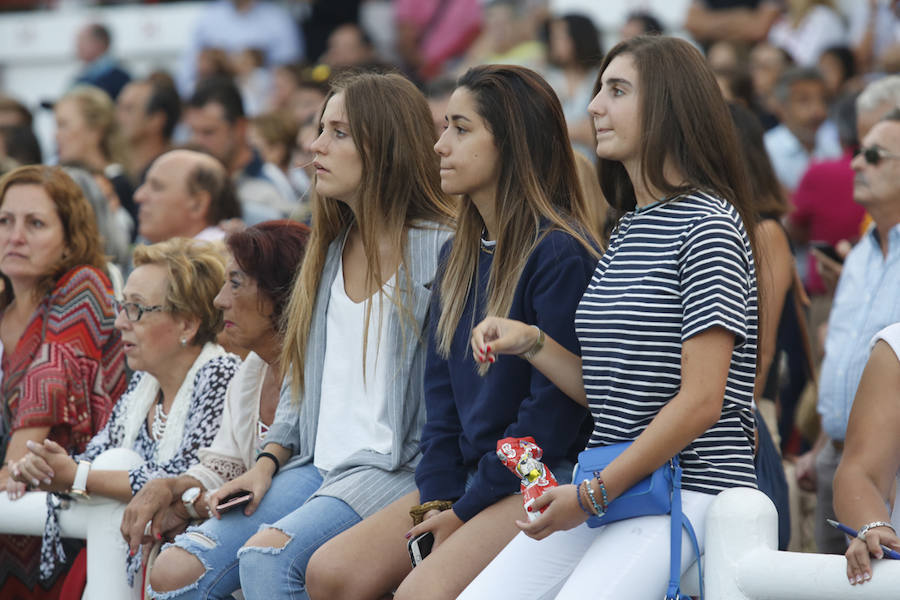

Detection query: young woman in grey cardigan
xmin=146 ymin=72 xmax=455 ymax=600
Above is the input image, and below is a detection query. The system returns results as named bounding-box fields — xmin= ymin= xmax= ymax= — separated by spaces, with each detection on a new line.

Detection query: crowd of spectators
xmin=0 ymin=0 xmax=898 ymax=596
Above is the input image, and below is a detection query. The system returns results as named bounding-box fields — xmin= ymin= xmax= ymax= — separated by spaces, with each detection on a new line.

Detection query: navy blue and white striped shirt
xmin=576 ymin=191 xmax=758 ymax=493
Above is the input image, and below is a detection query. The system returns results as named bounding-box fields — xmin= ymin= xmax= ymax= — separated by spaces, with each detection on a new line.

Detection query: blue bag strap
xmin=665 ymin=458 xmax=703 ymax=600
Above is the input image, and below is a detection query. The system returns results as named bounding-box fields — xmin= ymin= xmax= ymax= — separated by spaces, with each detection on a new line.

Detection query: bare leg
xmin=393 ymin=494 xmax=523 ymax=600
xmin=306 ymin=490 xmax=419 ymax=600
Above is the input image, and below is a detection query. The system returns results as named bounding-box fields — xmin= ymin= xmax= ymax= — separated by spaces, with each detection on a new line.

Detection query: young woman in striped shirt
xmin=463 ymin=35 xmax=761 ymax=599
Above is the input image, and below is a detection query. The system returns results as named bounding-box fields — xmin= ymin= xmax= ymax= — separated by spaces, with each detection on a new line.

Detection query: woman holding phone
xmin=119 ymin=220 xmax=310 ymax=550
xmin=460 ymin=35 xmax=760 ymax=599
xmin=306 ymin=64 xmax=601 ymax=600
xmin=147 ymin=71 xmax=455 ymax=600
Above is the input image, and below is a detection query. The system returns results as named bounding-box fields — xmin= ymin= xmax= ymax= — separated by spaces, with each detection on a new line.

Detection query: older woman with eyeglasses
xmin=9 ymin=237 xmax=240 ymax=585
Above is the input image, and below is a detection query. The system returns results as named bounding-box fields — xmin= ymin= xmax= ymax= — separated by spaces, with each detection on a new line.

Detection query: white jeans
xmin=458 ymin=490 xmax=714 ymax=600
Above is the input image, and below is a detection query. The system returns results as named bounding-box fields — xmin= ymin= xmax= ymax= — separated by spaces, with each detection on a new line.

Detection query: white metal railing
xmin=0 ymin=447 xmax=142 ymax=599
xmin=3 ymin=456 xmax=899 ymax=599
xmin=693 ymin=487 xmax=900 ymax=599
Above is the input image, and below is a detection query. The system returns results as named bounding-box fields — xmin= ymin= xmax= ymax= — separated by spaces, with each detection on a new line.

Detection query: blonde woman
xmin=54 ymin=84 xmax=136 ymax=241
xmin=306 ymin=64 xmax=602 ymax=600
xmin=147 ymin=71 xmax=455 ymax=600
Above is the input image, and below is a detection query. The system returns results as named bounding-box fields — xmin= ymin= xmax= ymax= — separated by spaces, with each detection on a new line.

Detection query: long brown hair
xmin=596 ymin=36 xmax=759 ymax=257
xmin=435 ymin=65 xmax=601 ymax=364
xmin=281 ymin=71 xmax=455 ymax=397
xmin=0 ymin=165 xmax=107 ymax=308
xmin=728 ymin=102 xmax=788 ymax=219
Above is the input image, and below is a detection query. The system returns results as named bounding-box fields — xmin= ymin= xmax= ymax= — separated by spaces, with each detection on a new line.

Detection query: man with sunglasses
xmin=808 ymin=108 xmax=900 ymax=555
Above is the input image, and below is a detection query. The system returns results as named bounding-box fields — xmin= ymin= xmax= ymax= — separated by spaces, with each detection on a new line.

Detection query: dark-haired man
xmin=764 ymin=67 xmax=842 ymax=193
xmin=117 ymin=80 xmax=182 ymax=184
xmin=187 ymin=78 xmax=295 ymax=224
xmin=74 ymin=23 xmax=131 ymax=100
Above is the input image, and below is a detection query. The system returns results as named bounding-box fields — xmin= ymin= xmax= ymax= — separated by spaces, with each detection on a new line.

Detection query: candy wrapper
xmin=496 ymin=436 xmax=558 ymax=521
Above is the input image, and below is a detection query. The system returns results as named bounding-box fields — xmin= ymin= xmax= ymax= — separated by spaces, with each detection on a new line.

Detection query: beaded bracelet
xmin=575 ymin=481 xmax=593 ymax=516
xmin=585 ymin=479 xmax=605 ymax=517
xmin=592 ymin=471 xmax=609 ymax=512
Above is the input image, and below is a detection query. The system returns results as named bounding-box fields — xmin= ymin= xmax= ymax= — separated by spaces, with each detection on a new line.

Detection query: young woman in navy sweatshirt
xmin=305 ymin=65 xmax=603 ymax=600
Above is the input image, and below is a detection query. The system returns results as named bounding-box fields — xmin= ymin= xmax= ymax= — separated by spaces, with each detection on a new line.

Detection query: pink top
xmin=394 ymin=0 xmax=482 ymax=78
xmin=790 ymin=153 xmax=866 ymax=295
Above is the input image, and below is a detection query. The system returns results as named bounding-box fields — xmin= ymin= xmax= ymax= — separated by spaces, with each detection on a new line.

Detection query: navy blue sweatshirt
xmin=416 ymin=229 xmax=596 ymax=522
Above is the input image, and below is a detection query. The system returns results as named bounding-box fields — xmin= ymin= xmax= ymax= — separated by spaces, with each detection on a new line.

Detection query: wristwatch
xmin=181 ymin=486 xmax=203 ymax=520
xmin=69 ymin=460 xmax=92 ymax=500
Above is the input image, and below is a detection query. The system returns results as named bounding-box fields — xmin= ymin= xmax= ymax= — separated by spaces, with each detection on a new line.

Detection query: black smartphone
xmin=810 ymin=241 xmax=844 ymax=264
xmin=216 ymin=491 xmax=253 ymax=513
xmin=407 ymin=531 xmax=435 ymax=567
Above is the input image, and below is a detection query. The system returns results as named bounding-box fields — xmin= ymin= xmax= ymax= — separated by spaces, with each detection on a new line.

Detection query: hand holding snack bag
xmin=496 ymin=436 xmax=558 ymax=521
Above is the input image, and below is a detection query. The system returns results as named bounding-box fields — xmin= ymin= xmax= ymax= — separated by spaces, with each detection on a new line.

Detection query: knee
xmin=148 ymin=547 xmax=205 ymax=594
xmin=242 ymin=527 xmax=291 ymax=551
xmin=305 ymin=543 xmax=353 ymax=600
xmin=238 ymin=527 xmax=293 ymax=585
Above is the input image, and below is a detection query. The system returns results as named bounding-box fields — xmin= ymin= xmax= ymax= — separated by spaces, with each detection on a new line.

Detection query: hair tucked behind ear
xmin=434 ymin=65 xmax=602 ymax=370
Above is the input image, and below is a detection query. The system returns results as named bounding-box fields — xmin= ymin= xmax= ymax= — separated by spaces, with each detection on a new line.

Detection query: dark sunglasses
xmin=854 ymin=146 xmax=900 ymax=166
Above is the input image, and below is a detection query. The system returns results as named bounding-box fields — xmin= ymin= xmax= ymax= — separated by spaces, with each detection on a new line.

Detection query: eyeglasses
xmin=854 ymin=146 xmax=900 ymax=166
xmin=114 ymin=300 xmax=166 ymax=322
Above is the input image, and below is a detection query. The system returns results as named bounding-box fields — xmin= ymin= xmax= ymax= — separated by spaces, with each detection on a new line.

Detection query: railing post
xmin=0 ymin=448 xmax=142 ymax=599
xmin=704 ymin=487 xmax=777 ymax=600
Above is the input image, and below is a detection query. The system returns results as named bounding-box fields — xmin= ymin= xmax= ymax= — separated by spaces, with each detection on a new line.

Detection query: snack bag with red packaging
xmin=496 ymin=436 xmax=558 ymax=521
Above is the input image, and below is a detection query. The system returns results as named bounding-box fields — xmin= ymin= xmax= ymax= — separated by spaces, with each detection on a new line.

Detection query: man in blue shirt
xmin=808 ymin=109 xmax=900 ymax=554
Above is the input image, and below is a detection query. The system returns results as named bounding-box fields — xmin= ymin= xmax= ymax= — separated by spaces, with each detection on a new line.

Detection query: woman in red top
xmin=0 ymin=165 xmax=126 ymax=598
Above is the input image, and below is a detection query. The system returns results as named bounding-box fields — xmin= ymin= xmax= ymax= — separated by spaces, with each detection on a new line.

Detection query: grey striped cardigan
xmin=264 ymin=222 xmax=452 ymax=518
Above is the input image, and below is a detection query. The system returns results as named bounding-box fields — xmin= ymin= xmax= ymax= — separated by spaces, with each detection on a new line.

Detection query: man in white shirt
xmin=134 ymin=149 xmax=241 ymax=244
xmin=764 ymin=67 xmax=842 ymax=193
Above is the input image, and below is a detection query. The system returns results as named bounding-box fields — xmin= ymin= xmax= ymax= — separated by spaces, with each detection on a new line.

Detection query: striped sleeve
xmin=679 ymin=216 xmax=751 ymax=345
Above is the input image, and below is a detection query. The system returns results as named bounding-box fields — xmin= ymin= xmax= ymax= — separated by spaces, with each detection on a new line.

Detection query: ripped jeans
xmin=147 ymin=463 xmax=361 ymax=600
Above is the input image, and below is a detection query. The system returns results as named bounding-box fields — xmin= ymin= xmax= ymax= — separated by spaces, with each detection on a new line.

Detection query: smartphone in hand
xmin=216 ymin=491 xmax=253 ymax=513
xmin=407 ymin=532 xmax=435 ymax=567
xmin=810 ymin=241 xmax=844 ymax=264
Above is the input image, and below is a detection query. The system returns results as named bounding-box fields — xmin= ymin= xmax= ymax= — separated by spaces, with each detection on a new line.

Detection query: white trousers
xmin=458 ymin=490 xmax=714 ymax=600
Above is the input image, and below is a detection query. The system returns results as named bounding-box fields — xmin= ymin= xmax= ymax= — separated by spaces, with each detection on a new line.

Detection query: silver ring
xmin=144 ymin=521 xmax=152 ymax=537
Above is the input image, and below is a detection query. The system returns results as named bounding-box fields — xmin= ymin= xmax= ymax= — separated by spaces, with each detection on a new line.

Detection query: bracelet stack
xmin=577 ymin=477 xmax=610 ymax=518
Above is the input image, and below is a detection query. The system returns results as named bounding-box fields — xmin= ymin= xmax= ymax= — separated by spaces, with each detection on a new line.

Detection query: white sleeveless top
xmin=314 ymin=259 xmax=396 ymax=471
xmin=871 ymin=323 xmax=900 ymax=358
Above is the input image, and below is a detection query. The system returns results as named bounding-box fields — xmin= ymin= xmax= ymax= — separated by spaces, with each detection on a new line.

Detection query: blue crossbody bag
xmin=573 ymin=443 xmax=703 ymax=600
